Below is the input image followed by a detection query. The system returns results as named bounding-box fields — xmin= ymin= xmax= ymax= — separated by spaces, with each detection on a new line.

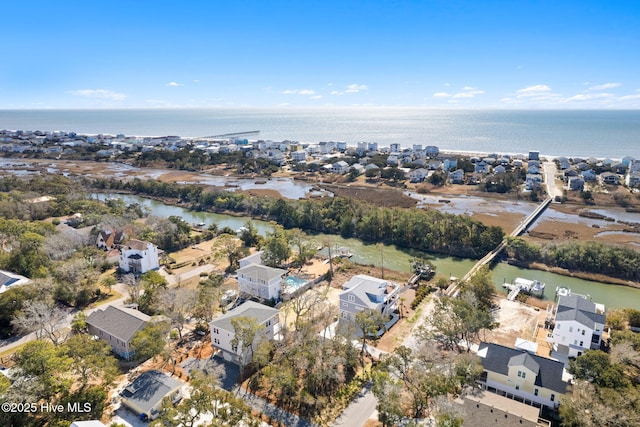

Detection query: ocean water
xmin=1 ymin=108 xmax=639 ymax=159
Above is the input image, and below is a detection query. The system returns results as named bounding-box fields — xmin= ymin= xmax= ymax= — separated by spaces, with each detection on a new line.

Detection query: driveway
xmin=332 ymin=383 xmax=377 ymax=427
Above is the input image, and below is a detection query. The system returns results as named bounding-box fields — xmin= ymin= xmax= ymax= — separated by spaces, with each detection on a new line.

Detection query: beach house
xmin=237 ymin=263 xmax=287 ymax=301
xmin=339 ymin=275 xmax=400 ymax=323
xmin=119 ymin=239 xmax=160 ymax=275
xmin=86 ymin=305 xmax=150 ymax=360
xmin=477 ymin=342 xmax=570 ymax=410
xmin=549 ymin=294 xmax=605 ymax=358
xmin=210 ymin=301 xmax=281 ymax=366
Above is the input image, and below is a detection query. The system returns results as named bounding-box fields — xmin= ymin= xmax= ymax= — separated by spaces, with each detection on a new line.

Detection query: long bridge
xmin=446 ymin=196 xmax=553 ymax=297
xmin=199 ymin=130 xmax=260 ymax=139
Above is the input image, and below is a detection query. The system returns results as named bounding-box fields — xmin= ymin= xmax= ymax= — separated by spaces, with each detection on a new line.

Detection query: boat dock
xmin=503 ymin=277 xmax=546 ymax=301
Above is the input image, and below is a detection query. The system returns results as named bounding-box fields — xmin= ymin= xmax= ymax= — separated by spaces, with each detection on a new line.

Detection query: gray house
xmin=339 ymin=275 xmax=400 ymax=323
xmin=86 ymin=305 xmax=150 ymax=360
xmin=120 ymin=370 xmax=184 ymax=420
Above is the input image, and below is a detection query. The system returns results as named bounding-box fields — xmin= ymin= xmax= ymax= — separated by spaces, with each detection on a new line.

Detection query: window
xmin=515 ymin=384 xmax=520 ymax=390
xmin=550 ymin=394 xmax=555 ymax=402
xmin=521 ymin=372 xmax=526 ymax=379
xmin=348 ymin=294 xmax=355 ymax=302
xmin=517 ymin=370 xmax=526 ymax=379
xmin=569 ymin=326 xmax=573 ymax=333
xmin=579 ymin=341 xmax=584 ymax=347
xmin=343 ymin=302 xmax=348 ymax=307
xmin=534 ymin=388 xmax=539 ymax=396
xmin=341 ymin=311 xmax=348 ymax=319
xmin=581 ymin=329 xmax=585 ymax=335
xmin=265 ymin=320 xmax=271 ymax=327
xmin=517 ymin=371 xmax=522 ymax=377
xmin=214 ymin=338 xmax=220 ymax=345
xmin=556 ymin=324 xmax=560 ymax=330
xmin=213 ymin=328 xmax=219 ymax=334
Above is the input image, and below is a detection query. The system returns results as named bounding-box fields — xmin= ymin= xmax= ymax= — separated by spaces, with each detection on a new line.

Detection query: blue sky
xmin=2 ymin=0 xmax=640 ymax=109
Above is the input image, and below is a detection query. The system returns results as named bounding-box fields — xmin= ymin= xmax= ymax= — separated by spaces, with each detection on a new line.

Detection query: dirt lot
xmin=483 ymin=298 xmax=543 ymax=349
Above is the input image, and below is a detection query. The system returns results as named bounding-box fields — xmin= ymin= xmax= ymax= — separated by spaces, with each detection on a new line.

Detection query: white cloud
xmin=281 ymin=89 xmax=316 ymax=95
xmin=588 ymin=82 xmax=620 ymax=91
xmin=331 ymin=83 xmax=368 ymax=95
xmin=345 ymin=84 xmax=368 ymax=93
xmin=516 ymin=85 xmax=552 ymax=97
xmin=68 ymin=89 xmax=127 ymax=100
xmin=435 ymin=86 xmax=485 ymax=100
xmin=310 ymin=95 xmax=323 ymax=100
xmin=166 ymin=82 xmax=183 ymax=87
xmin=564 ymin=93 xmax=614 ymax=102
xmin=619 ymin=93 xmax=640 ymax=101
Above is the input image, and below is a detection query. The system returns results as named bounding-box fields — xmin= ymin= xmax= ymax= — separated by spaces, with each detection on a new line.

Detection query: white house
xmin=210 ymin=301 xmax=281 ymax=366
xmin=330 ymin=160 xmax=350 ymax=174
xmin=291 ymin=150 xmax=307 ymax=162
xmin=237 ymin=263 xmax=287 ymax=301
xmin=409 ymin=168 xmax=429 ymax=182
xmin=119 ymin=240 xmax=160 ymax=275
xmin=549 ymin=294 xmax=606 ymax=358
xmin=339 ymin=275 xmax=400 ymax=323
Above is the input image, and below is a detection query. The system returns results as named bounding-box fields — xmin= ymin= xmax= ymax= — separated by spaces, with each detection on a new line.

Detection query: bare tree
xmin=122 ymin=273 xmax=140 ymax=304
xmin=12 ymin=300 xmax=68 ymax=345
xmin=156 ymin=287 xmax=197 ymax=340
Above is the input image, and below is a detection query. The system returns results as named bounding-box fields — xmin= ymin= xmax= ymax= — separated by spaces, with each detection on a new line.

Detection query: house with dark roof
xmin=237 ymin=263 xmax=287 ymax=301
xmin=549 ymin=294 xmax=605 ymax=358
xmin=210 ymin=301 xmax=281 ymax=366
xmin=96 ymin=229 xmax=125 ymax=250
xmin=477 ymin=342 xmax=570 ymax=410
xmin=339 ymin=275 xmax=400 ymax=323
xmin=86 ymin=305 xmax=150 ymax=360
xmin=0 ymin=270 xmax=30 ymax=294
xmin=454 ymin=390 xmax=551 ymax=427
xmin=118 ymin=239 xmax=159 ymax=275
xmin=120 ymin=370 xmax=183 ymax=420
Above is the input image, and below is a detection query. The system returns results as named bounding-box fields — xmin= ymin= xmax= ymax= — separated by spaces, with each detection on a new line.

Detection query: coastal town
xmin=0 ymin=128 xmax=639 ymax=427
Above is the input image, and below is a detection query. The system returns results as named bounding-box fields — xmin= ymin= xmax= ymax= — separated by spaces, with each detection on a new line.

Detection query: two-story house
xmin=96 ymin=229 xmax=125 ymax=250
xmin=86 ymin=305 xmax=150 ymax=360
xmin=119 ymin=239 xmax=160 ymax=275
xmin=477 ymin=342 xmax=570 ymax=410
xmin=210 ymin=301 xmax=281 ymax=366
xmin=237 ymin=263 xmax=287 ymax=301
xmin=549 ymin=294 xmax=605 ymax=358
xmin=339 ymin=275 xmax=400 ymax=323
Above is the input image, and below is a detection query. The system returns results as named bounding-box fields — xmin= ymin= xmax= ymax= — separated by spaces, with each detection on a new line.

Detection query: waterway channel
xmin=96 ymin=193 xmax=640 ymax=310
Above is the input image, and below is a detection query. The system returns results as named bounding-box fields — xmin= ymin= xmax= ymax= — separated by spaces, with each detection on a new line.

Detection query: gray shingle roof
xmin=120 ymin=370 xmax=183 ymax=417
xmin=0 ymin=271 xmax=18 ymax=288
xmin=86 ymin=305 xmax=150 ymax=343
xmin=507 ymin=352 xmax=540 ymax=376
xmin=237 ymin=263 xmax=287 ymax=281
xmin=556 ymin=295 xmax=605 ymax=327
xmin=478 ymin=342 xmax=568 ymax=394
xmin=210 ymin=301 xmax=278 ymax=332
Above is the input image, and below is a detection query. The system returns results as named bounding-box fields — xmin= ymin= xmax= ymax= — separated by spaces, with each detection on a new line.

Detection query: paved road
xmin=332 ymin=383 xmax=377 ymax=427
xmin=543 ymin=161 xmax=563 ymax=200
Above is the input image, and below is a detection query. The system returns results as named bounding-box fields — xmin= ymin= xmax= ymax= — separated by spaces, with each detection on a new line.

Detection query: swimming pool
xmin=284 ymin=275 xmax=308 ymax=289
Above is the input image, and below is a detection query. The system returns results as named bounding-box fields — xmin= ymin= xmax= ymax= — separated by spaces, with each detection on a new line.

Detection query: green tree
xmin=261 ymin=224 xmax=291 ymax=267
xmin=62 ymin=333 xmax=120 ymax=388
xmin=130 ymin=322 xmax=170 ymax=362
xmin=355 ymin=308 xmax=388 ymax=367
xmin=230 ymin=316 xmax=262 ymax=368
